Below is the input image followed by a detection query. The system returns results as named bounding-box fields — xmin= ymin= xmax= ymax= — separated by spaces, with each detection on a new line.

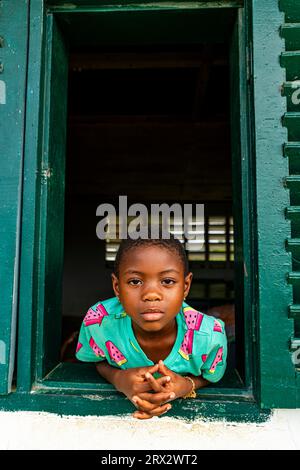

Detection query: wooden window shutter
xmin=253 ymin=0 xmax=300 ymax=408
xmin=0 ymin=1 xmax=29 ymax=394
xmin=280 ymin=0 xmax=300 ymax=407
xmin=35 ymin=15 xmax=69 ymax=378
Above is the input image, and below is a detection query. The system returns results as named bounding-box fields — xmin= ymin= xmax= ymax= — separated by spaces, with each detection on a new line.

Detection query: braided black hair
xmin=113 ymin=231 xmax=189 ymax=278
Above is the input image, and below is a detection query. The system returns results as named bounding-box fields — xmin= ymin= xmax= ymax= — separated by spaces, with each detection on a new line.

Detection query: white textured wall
xmin=0 ymin=410 xmax=299 ymax=450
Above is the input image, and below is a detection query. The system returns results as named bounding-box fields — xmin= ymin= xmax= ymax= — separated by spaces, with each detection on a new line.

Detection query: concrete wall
xmin=0 ymin=409 xmax=299 ymax=450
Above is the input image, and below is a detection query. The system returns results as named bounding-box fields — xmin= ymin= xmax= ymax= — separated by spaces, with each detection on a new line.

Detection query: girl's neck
xmin=132 ymin=319 xmax=178 ymax=363
xmin=132 ymin=318 xmax=177 ymax=344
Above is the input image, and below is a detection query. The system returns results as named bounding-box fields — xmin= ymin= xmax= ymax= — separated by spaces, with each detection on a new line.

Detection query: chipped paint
xmin=0 ymin=341 xmax=6 ymax=365
xmin=41 ymin=168 xmax=52 ymax=183
xmin=81 ymin=395 xmax=114 ymax=401
xmin=0 ymin=80 xmax=6 ymax=104
xmin=290 ymin=80 xmax=300 ymax=88
xmin=291 ymin=87 xmax=300 ymax=105
xmin=59 ymin=3 xmax=76 ymax=8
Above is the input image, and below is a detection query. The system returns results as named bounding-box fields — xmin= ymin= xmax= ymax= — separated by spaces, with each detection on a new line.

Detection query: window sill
xmin=0 ymin=360 xmax=270 ymax=422
xmin=0 ymin=388 xmax=270 ymax=423
xmin=0 ymin=362 xmax=261 ymax=422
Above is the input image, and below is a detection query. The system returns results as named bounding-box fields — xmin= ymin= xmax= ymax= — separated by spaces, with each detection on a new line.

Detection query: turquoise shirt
xmin=76 ymin=296 xmax=227 ymax=383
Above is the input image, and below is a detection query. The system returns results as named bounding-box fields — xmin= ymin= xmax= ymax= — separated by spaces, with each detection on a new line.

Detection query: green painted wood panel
xmin=252 ymin=0 xmax=298 ymax=407
xmin=17 ymin=4 xmax=68 ymax=390
xmin=229 ymin=9 xmax=255 ymax=388
xmin=281 ymin=0 xmax=300 ymax=344
xmin=283 ymin=113 xmax=300 ymax=141
xmin=36 ymin=15 xmax=68 ymax=378
xmin=289 ymin=303 xmax=300 ymax=319
xmin=284 ymin=143 xmax=300 ymax=159
xmin=46 ymin=0 xmax=244 ymax=10
xmin=279 ymin=0 xmax=300 ymax=22
xmin=0 ymin=390 xmax=269 ymax=422
xmin=17 ymin=0 xmax=47 ymax=393
xmin=280 ymin=52 xmax=300 ymax=81
xmin=286 ymin=206 xmax=300 ymax=219
xmin=281 ymin=24 xmax=300 ymax=51
xmin=0 ymin=1 xmax=29 ymax=394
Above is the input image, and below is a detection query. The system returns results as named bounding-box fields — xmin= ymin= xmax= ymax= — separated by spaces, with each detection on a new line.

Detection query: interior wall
xmin=62 ymin=45 xmax=232 ymax=320
xmin=62 ymin=199 xmax=114 ymax=318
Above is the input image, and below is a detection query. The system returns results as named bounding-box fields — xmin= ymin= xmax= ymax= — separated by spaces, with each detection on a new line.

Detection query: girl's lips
xmin=140 ymin=311 xmax=164 ymax=321
xmin=142 ymin=309 xmax=164 ymax=313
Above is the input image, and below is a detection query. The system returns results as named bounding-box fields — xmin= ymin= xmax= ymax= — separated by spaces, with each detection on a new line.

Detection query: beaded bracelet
xmin=182 ymin=376 xmax=197 ymax=399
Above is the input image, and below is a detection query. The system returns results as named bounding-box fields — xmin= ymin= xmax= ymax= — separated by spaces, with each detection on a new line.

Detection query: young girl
xmin=76 ymin=235 xmax=227 ymax=419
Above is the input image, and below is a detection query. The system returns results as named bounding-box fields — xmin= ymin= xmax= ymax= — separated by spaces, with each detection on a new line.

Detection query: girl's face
xmin=111 ymin=245 xmax=193 ymax=334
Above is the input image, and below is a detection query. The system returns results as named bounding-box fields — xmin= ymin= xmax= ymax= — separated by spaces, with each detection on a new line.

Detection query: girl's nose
xmin=142 ymin=290 xmax=162 ymax=302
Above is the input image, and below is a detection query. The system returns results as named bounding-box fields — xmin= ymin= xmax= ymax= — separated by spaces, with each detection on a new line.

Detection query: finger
xmin=131 ymin=398 xmax=139 ymax=408
xmin=133 ymin=381 xmax=155 ymax=393
xmin=144 ymin=372 xmax=165 ymax=392
xmin=133 ymin=403 xmax=172 ymax=419
xmin=150 ymin=403 xmax=172 ymax=417
xmin=158 ymin=360 xmax=172 ymax=377
xmin=133 ymin=372 xmax=171 ymax=394
xmin=132 ymin=395 xmax=174 ymax=415
xmin=137 ymin=391 xmax=176 ymax=405
xmin=156 ymin=375 xmax=171 ymax=386
xmin=134 ymin=364 xmax=159 ymax=384
xmin=131 ymin=395 xmax=158 ymax=412
xmin=132 ymin=411 xmax=153 ymax=420
xmin=146 ymin=363 xmax=159 ymax=375
xmin=135 ymin=376 xmax=171 ymax=395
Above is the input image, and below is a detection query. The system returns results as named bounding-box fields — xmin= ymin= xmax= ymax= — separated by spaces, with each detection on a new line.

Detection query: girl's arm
xmin=186 ymin=374 xmax=211 ymax=392
xmin=95 ymin=360 xmax=122 ymax=388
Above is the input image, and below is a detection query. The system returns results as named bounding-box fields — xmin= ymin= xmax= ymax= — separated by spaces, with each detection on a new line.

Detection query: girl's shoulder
xmin=95 ymin=296 xmax=125 ymax=315
xmin=181 ymin=304 xmax=226 ymax=336
xmin=83 ymin=296 xmax=126 ymax=326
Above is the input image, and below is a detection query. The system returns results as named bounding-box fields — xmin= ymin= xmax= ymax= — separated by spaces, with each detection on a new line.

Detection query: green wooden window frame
xmin=19 ymin=0 xmax=253 ymax=410
xmin=21 ymin=1 xmax=256 ymax=414
xmin=1 ymin=0 xmax=299 ymax=419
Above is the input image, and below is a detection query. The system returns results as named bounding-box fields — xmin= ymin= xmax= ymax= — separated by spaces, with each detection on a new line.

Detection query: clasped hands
xmin=114 ymin=360 xmax=193 ymax=420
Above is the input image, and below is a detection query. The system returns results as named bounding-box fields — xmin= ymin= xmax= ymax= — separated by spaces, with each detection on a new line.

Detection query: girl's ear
xmin=111 ymin=273 xmax=120 ymax=298
xmin=183 ymin=272 xmax=193 ymax=300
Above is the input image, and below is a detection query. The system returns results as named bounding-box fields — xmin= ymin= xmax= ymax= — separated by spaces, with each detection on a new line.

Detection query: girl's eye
xmin=128 ymin=279 xmax=142 ymax=286
xmin=162 ymin=279 xmax=176 ymax=285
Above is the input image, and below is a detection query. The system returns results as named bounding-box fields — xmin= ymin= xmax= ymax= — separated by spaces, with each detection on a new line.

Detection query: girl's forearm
xmin=95 ymin=361 xmax=122 ymax=388
xmin=189 ymin=375 xmax=210 ymax=391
